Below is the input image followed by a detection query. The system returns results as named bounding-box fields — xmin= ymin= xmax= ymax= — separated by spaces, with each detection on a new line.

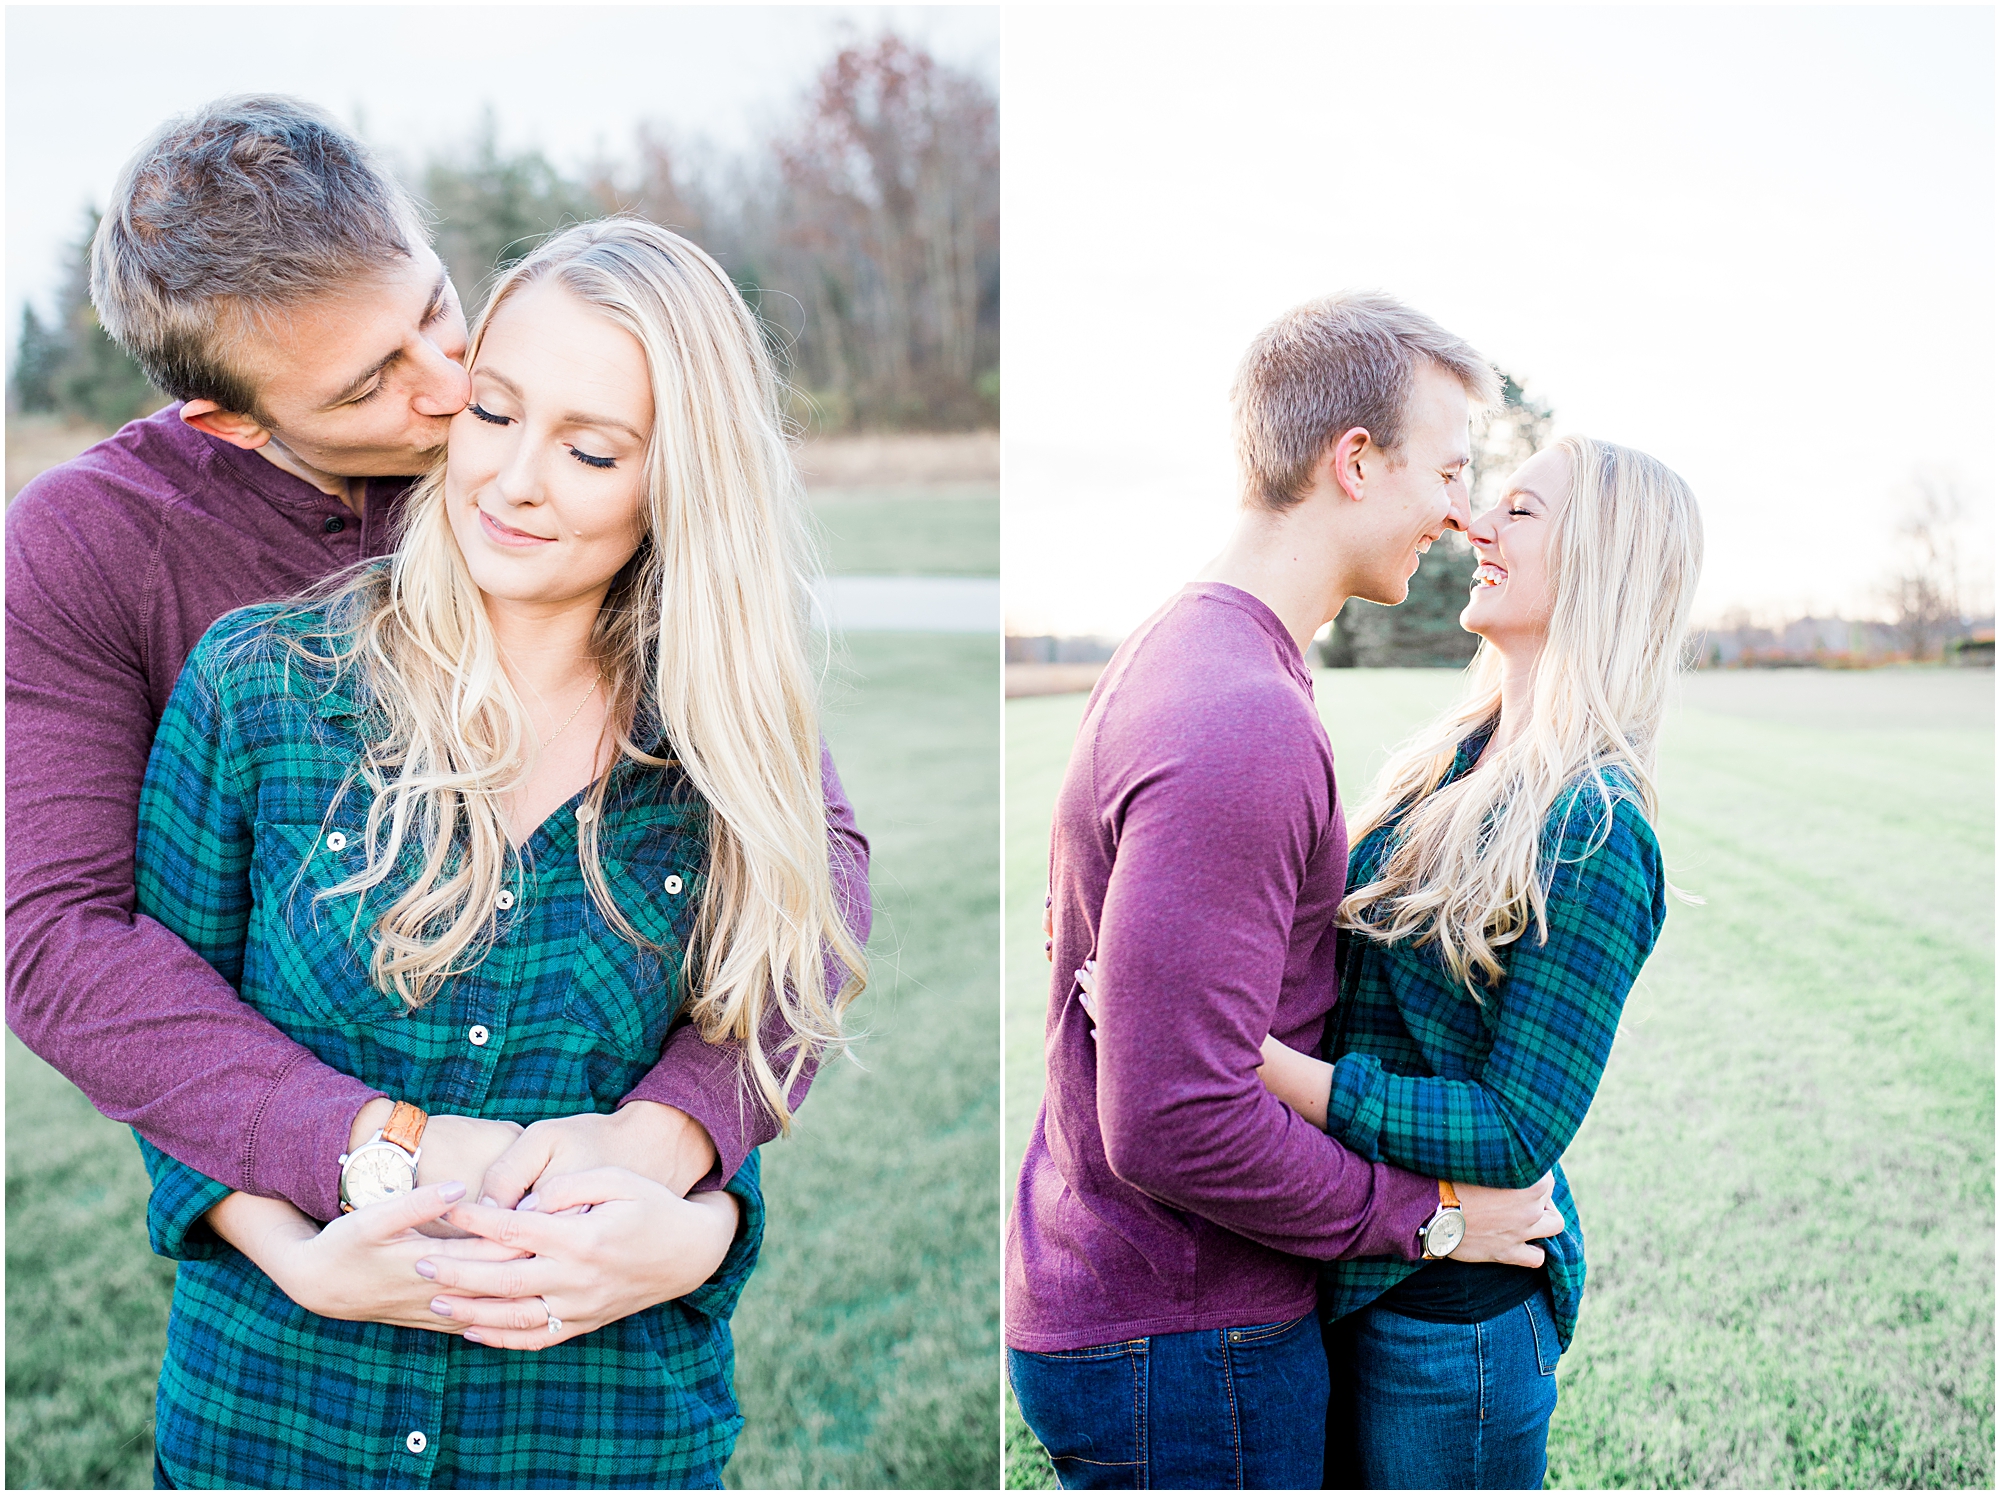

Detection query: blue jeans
xmin=1009 ymin=1312 xmax=1327 ymax=1489
xmin=1324 ymin=1288 xmax=1562 ymax=1490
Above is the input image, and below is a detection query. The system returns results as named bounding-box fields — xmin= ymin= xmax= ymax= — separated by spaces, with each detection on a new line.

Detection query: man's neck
xmin=254 ymin=438 xmax=367 ymax=516
xmin=1195 ymin=507 xmax=1354 ymax=656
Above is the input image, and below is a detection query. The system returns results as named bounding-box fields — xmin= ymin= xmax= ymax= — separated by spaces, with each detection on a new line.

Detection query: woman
xmin=133 ymin=218 xmax=867 ymax=1489
xmin=1081 ymin=435 xmax=1702 ymax=1488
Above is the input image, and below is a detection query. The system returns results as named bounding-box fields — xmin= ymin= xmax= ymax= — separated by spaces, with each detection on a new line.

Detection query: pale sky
xmin=6 ymin=4 xmax=999 ymax=337
xmin=1002 ymin=5 xmax=1994 ymax=634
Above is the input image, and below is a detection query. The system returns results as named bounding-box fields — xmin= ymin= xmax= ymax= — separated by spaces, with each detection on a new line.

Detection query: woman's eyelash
xmin=468 ymin=403 xmax=510 ymax=425
xmin=570 ymin=447 xmax=616 ymax=470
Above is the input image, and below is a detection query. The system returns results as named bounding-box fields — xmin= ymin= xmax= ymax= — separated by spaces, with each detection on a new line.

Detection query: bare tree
xmin=1881 ymin=471 xmax=1966 ymax=660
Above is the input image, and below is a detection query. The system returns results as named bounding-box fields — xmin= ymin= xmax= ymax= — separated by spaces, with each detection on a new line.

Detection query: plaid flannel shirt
xmin=133 ymin=601 xmax=762 ymax=1490
xmin=1319 ymin=732 xmax=1667 ymax=1350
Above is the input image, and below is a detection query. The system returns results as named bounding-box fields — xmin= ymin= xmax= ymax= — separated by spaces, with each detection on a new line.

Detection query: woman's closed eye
xmin=468 ymin=402 xmax=511 ymax=426
xmin=569 ymin=447 xmax=616 ymax=469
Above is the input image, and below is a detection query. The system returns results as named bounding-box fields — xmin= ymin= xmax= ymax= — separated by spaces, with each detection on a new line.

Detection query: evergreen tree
xmin=12 ymin=208 xmax=162 ymax=428
xmin=11 ymin=304 xmax=62 ymax=413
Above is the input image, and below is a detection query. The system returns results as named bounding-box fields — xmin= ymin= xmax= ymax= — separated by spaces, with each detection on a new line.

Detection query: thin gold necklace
xmin=541 ymin=673 xmax=602 ymax=748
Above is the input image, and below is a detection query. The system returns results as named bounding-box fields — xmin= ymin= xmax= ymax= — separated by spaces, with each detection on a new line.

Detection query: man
xmin=1006 ymin=294 xmax=1562 ymax=1489
xmin=6 ymin=97 xmax=866 ymax=1286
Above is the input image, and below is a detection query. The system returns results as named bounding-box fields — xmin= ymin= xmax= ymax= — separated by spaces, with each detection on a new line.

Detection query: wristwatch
xmin=1418 ymin=1179 xmax=1466 ymax=1260
xmin=338 ymin=1100 xmax=429 ymax=1213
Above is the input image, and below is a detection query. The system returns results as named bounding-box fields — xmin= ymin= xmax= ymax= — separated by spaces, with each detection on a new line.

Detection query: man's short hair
xmin=91 ymin=94 xmax=426 ymax=419
xmin=1230 ymin=292 xmax=1500 ymax=512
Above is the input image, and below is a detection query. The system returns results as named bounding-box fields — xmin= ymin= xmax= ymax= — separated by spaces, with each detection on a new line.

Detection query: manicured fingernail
xmin=517 ymin=1193 xmax=540 ymax=1213
xmin=415 ymin=1260 xmax=436 ymax=1279
xmin=479 ymin=1195 xmax=499 ymax=1208
xmin=430 ymin=1297 xmax=453 ymax=1316
xmin=462 ymin=1330 xmax=484 ymax=1344
xmin=438 ymin=1181 xmax=467 ymax=1202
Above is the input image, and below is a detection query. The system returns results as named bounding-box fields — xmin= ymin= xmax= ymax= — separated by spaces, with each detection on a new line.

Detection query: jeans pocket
xmin=1008 ymin=1344 xmax=1146 ymax=1488
xmin=1522 ymin=1290 xmax=1561 ymax=1376
xmin=1224 ymin=1311 xmax=1315 ymax=1346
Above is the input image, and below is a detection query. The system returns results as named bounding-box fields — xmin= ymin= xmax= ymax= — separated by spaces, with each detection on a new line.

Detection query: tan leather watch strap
xmin=381 ymin=1100 xmax=428 ymax=1154
xmin=1440 ymin=1179 xmax=1460 ymax=1209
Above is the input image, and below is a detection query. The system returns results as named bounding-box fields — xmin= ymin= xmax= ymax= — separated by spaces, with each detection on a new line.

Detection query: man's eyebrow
xmin=324 ymin=347 xmax=402 ymax=410
xmin=478 ymin=366 xmax=648 ymax=442
xmin=321 ymin=268 xmax=449 ymax=410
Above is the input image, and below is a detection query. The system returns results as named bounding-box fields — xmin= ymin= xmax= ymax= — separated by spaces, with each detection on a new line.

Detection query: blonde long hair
xmin=283 ymin=217 xmax=864 ymax=1129
xmin=1339 ymin=435 xmax=1703 ymax=995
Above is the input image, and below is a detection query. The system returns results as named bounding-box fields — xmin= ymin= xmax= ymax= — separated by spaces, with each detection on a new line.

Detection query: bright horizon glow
xmin=1002 ymin=6 xmax=1993 ymax=635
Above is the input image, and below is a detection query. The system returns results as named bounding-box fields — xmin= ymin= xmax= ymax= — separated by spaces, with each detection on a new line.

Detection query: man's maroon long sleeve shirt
xmin=1005 ymin=583 xmax=1434 ymax=1352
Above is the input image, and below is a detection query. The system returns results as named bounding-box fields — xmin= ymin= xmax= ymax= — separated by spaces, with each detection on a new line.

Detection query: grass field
xmin=1004 ymin=667 xmax=1994 ymax=1489
xmin=812 ymin=489 xmax=1000 ymax=577
xmin=6 ymin=631 xmax=1000 ymax=1491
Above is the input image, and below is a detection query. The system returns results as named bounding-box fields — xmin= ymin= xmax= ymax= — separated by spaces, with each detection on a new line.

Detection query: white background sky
xmin=1002 ymin=6 xmax=1994 ymax=635
xmin=6 ymin=4 xmax=998 ymax=335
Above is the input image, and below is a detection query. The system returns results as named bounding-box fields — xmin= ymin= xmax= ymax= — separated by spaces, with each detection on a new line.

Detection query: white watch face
xmin=1427 ymin=1208 xmax=1467 ymax=1258
xmin=341 ymin=1141 xmax=417 ymax=1209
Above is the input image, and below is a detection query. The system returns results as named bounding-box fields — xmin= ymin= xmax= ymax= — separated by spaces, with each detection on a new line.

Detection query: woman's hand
xmin=418 ymin=1168 xmax=741 ymax=1350
xmin=208 ymin=1183 xmax=531 ymax=1332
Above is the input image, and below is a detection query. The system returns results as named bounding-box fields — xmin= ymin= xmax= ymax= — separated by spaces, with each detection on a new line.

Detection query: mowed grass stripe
xmin=1003 ymin=668 xmax=1992 ymax=1489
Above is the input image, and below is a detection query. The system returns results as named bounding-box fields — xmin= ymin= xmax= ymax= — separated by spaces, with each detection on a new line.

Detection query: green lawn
xmin=1004 ymin=667 xmax=1993 ymax=1489
xmin=6 ymin=631 xmax=1001 ymax=1491
xmin=813 ymin=487 xmax=999 ymax=577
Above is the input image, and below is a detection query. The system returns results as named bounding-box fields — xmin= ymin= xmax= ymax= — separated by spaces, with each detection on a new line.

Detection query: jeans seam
xmin=1133 ymin=1341 xmax=1149 ymax=1490
xmin=1218 ymin=1329 xmax=1245 ymax=1490
xmin=1473 ymin=1316 xmax=1488 ymax=1487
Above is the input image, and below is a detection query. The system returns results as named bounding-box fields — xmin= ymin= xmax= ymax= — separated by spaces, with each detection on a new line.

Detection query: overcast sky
xmin=1002 ymin=5 xmax=1993 ymax=634
xmin=6 ymin=3 xmax=998 ymax=336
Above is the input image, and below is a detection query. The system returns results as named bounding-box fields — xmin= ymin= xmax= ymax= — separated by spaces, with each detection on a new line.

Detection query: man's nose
xmin=1443 ymin=478 xmax=1473 ymax=533
xmin=409 ymin=339 xmax=471 ymax=418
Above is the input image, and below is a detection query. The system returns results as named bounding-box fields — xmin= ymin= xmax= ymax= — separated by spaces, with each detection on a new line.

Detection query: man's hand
xmin=345 ymin=1101 xmax=527 ymax=1239
xmin=478 ymin=1102 xmax=718 ymax=1208
xmin=1450 ymin=1172 xmax=1565 ymax=1268
xmin=411 ymin=1114 xmax=528 ymax=1236
xmin=419 ymin=1168 xmax=741 ymax=1349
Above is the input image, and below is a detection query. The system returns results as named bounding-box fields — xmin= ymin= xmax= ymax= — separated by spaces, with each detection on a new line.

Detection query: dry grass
xmin=796 ymin=431 xmax=998 ymax=490
xmin=7 ymin=416 xmax=112 ymax=502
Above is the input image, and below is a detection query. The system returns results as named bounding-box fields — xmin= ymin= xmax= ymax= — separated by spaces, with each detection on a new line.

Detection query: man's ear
xmin=180 ymin=400 xmax=273 ymax=452
xmin=1322 ymin=426 xmax=1373 ymax=503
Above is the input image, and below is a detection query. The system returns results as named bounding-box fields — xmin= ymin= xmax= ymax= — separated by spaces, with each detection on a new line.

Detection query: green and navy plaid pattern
xmin=132 ymin=601 xmax=761 ymax=1490
xmin=1320 ymin=731 xmax=1667 ymax=1351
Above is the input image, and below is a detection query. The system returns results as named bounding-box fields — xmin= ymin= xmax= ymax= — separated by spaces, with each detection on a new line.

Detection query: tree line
xmin=11 ymin=33 xmax=998 ymax=436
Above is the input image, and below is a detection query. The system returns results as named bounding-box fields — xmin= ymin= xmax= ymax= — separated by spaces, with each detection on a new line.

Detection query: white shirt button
xmin=468 ymin=1024 xmax=490 ymax=1048
xmin=325 ymin=831 xmax=347 ymax=852
xmin=576 ymin=803 xmax=596 ymax=824
xmin=496 ymin=889 xmax=516 ymax=910
xmin=406 ymin=1430 xmax=427 ymax=1454
xmin=664 ymin=874 xmax=684 ymax=896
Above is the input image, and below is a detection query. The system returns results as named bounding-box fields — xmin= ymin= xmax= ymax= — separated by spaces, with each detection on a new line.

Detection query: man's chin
xmin=1356 ymin=577 xmax=1411 ymax=608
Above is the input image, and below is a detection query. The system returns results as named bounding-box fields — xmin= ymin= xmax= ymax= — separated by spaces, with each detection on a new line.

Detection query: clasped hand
xmin=223 ymin=1105 xmax=736 ymax=1351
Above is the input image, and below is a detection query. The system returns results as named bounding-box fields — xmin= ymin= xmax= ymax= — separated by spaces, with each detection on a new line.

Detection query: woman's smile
xmin=476 ymin=506 xmax=556 ymax=548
